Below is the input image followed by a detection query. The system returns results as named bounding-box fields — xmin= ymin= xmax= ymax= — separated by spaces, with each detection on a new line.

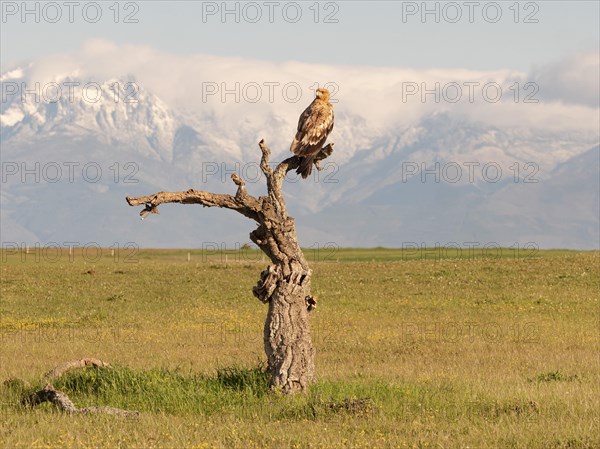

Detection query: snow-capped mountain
xmin=2 ymin=75 xmax=175 ymax=159
xmin=1 ymin=70 xmax=598 ymax=249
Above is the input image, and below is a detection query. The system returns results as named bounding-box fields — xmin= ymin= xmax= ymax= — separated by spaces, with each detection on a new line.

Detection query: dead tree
xmin=126 ymin=140 xmax=333 ymax=393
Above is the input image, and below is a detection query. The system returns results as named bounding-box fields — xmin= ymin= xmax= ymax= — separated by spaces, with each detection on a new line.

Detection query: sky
xmin=1 ymin=1 xmax=599 ymax=141
xmin=1 ymin=1 xmax=599 ymax=71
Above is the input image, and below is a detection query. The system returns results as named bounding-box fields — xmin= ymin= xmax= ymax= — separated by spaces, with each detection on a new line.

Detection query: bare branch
xmin=231 ymin=173 xmax=252 ymax=203
xmin=259 ymin=139 xmax=273 ymax=179
xmin=231 ymin=173 xmax=245 ymax=187
xmin=272 ymin=155 xmax=299 ymax=183
xmin=44 ymin=358 xmax=110 ymax=382
xmin=22 ymin=384 xmax=78 ymax=413
xmin=273 ymin=143 xmax=334 ymax=182
xmin=78 ymin=405 xmax=140 ymax=417
xmin=22 ymin=384 xmax=139 ymax=417
xmin=126 ymin=187 xmax=261 ymax=221
xmin=20 ymin=359 xmax=138 ymax=416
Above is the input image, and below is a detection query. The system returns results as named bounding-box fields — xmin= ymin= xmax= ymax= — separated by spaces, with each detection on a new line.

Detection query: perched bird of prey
xmin=290 ymin=87 xmax=334 ymax=178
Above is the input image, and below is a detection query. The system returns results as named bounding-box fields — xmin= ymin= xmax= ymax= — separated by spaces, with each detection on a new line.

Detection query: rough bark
xmin=126 ymin=140 xmax=333 ymax=393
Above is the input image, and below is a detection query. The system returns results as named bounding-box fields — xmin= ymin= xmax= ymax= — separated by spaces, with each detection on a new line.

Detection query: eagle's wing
xmin=290 ymin=102 xmax=334 ymax=156
xmin=290 ymin=105 xmax=313 ymax=154
xmin=297 ymin=105 xmax=313 ymax=132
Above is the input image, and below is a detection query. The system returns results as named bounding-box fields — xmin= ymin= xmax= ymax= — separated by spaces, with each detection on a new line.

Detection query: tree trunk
xmin=126 ymin=140 xmax=333 ymax=393
xmin=251 ymin=222 xmax=316 ymax=392
xmin=264 ymin=274 xmax=314 ymax=391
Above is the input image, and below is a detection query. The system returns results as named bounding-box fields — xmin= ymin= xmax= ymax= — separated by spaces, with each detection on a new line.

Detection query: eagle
xmin=290 ymin=87 xmax=334 ymax=179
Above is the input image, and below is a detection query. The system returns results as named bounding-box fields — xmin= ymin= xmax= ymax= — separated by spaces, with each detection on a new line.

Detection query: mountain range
xmin=1 ymin=70 xmax=598 ymax=250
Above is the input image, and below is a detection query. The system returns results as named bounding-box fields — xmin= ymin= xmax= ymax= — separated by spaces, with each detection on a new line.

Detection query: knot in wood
xmin=253 ymin=265 xmax=281 ymax=303
xmin=306 ymin=295 xmax=317 ymax=312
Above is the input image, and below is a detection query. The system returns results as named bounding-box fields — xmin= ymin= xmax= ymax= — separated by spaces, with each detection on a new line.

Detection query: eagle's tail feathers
xmin=297 ymin=156 xmax=314 ymax=179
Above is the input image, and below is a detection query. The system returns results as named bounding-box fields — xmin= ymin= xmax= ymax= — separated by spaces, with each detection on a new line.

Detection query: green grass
xmin=529 ymin=370 xmax=579 ymax=383
xmin=1 ymin=248 xmax=598 ymax=448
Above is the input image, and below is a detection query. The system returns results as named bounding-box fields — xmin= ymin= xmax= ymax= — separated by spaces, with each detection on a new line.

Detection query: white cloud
xmin=529 ymin=51 xmax=599 ymax=108
xmin=9 ymin=39 xmax=600 ymax=141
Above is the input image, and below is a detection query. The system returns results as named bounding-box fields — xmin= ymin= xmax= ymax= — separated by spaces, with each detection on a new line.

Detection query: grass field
xmin=1 ymin=247 xmax=598 ymax=448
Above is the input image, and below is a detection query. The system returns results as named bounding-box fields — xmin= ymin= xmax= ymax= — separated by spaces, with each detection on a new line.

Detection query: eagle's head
xmin=315 ymin=87 xmax=331 ymax=102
